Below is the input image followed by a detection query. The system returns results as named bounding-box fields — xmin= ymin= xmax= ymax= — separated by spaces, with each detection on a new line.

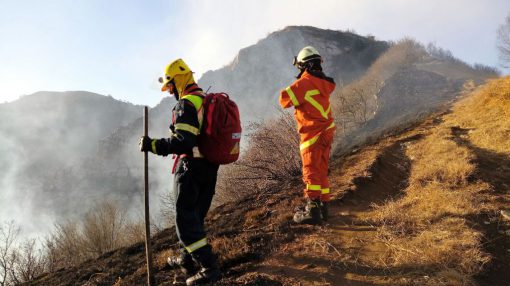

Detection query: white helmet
xmin=293 ymin=46 xmax=322 ymax=67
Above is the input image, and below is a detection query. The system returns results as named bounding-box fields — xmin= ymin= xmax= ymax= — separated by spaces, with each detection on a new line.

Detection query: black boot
xmin=293 ymin=199 xmax=322 ymax=225
xmin=186 ymin=246 xmax=221 ymax=285
xmin=185 ymin=266 xmax=220 ymax=285
xmin=167 ymin=248 xmax=197 ymax=275
xmin=320 ymin=201 xmax=329 ymax=221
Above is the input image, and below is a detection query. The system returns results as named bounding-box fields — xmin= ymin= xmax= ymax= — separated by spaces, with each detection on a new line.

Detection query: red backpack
xmin=198 ymin=93 xmax=241 ymax=164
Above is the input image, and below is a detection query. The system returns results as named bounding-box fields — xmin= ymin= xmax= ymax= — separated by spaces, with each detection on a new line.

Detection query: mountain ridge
xmin=0 ymin=25 xmax=499 ymax=260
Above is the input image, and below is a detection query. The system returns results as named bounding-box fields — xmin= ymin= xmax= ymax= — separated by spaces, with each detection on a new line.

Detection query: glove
xmin=139 ymin=136 xmax=155 ymax=153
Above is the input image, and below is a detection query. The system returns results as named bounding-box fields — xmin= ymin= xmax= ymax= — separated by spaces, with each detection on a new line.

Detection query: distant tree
xmin=0 ymin=221 xmax=20 ymax=286
xmin=426 ymin=43 xmax=463 ymax=65
xmin=472 ymin=63 xmax=500 ymax=76
xmin=497 ymin=14 xmax=510 ymax=68
xmin=11 ymin=239 xmax=46 ymax=283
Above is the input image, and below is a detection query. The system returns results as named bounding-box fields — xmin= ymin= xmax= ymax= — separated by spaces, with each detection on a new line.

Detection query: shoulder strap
xmin=181 ymin=94 xmax=205 ymax=130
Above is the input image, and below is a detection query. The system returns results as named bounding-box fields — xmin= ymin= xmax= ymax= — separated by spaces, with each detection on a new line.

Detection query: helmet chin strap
xmin=296 ymin=69 xmax=306 ymax=79
xmin=296 ymin=60 xmax=323 ymax=79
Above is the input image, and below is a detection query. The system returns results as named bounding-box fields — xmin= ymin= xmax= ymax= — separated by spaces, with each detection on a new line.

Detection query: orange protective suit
xmin=279 ymin=71 xmax=336 ymax=202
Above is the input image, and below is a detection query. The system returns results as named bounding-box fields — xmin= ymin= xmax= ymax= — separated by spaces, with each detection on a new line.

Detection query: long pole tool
xmin=144 ymin=106 xmax=156 ymax=286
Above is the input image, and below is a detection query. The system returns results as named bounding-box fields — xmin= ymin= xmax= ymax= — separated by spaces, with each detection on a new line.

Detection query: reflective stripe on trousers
xmin=185 ymin=238 xmax=208 ymax=253
xmin=300 ymin=126 xmax=335 ymax=202
xmin=173 ymin=157 xmax=219 ymax=254
xmin=300 ymin=122 xmax=335 ymax=150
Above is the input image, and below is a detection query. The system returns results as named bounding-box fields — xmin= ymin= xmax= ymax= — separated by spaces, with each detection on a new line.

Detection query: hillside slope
xmin=199 ymin=26 xmax=389 ymax=121
xmin=96 ymin=36 xmax=495 ymax=227
xmin=0 ymin=91 xmax=143 ymax=230
xmin=25 ymin=77 xmax=510 ymax=285
xmin=89 ymin=26 xmax=392 ymax=226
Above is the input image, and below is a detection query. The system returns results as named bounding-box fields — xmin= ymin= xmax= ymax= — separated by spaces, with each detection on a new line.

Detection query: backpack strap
xmin=181 ymin=94 xmax=205 ymax=131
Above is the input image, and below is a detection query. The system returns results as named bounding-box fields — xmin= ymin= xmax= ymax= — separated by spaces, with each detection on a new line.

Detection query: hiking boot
xmin=185 ymin=266 xmax=221 ymax=285
xmin=320 ymin=201 xmax=329 ymax=221
xmin=293 ymin=199 xmax=322 ymax=225
xmin=167 ymin=254 xmax=196 ymax=275
xmin=187 ymin=244 xmax=220 ymax=285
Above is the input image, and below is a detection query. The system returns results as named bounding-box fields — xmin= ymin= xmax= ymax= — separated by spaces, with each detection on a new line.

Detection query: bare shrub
xmin=426 ymin=42 xmax=464 ymax=65
xmin=0 ymin=221 xmax=19 ymax=286
xmin=332 ymin=39 xmax=427 ymax=138
xmin=216 ymin=111 xmax=301 ymax=203
xmin=472 ymin=63 xmax=500 ymax=76
xmin=497 ymin=14 xmax=510 ymax=67
xmin=122 ymin=221 xmax=146 ymax=244
xmin=44 ymin=221 xmax=83 ymax=270
xmin=80 ymin=201 xmax=127 ymax=256
xmin=43 ymin=200 xmax=142 ymax=270
xmin=0 ymin=222 xmax=47 ymax=285
xmin=333 ymin=76 xmax=381 ymax=134
xmin=11 ymin=239 xmax=46 ymax=283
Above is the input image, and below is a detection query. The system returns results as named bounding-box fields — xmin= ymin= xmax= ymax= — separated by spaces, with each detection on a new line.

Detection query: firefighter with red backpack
xmin=279 ymin=46 xmax=336 ymax=225
xmin=139 ymin=58 xmax=241 ymax=285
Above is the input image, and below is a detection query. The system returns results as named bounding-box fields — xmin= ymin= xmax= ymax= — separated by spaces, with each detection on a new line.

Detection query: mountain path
xmin=253 ymin=120 xmax=434 ymax=285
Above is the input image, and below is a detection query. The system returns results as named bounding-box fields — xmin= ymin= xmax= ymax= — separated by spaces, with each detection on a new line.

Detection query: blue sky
xmin=0 ymin=0 xmax=509 ymax=106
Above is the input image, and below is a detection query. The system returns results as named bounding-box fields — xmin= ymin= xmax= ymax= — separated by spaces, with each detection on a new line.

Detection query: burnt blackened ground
xmin=24 ymin=177 xmax=314 ymax=286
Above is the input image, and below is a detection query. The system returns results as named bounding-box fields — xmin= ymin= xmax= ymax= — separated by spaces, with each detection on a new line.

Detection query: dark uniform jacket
xmin=153 ymin=84 xmax=204 ymax=157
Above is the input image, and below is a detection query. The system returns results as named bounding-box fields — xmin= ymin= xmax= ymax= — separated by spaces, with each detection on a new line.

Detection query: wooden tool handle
xmin=143 ymin=106 xmax=155 ymax=286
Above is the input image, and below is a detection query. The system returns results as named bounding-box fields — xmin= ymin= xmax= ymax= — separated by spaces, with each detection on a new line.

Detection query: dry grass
xmin=377 ymin=218 xmax=489 ymax=282
xmin=371 ymin=128 xmax=491 ymax=226
xmin=407 ymin=128 xmax=475 ymax=186
xmin=361 ymin=78 xmax=510 ymax=282
xmin=367 ymin=123 xmax=494 ymax=284
xmin=445 ymin=76 xmax=510 ymax=155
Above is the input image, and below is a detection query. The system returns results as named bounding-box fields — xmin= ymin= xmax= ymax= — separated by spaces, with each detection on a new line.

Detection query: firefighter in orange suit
xmin=279 ymin=46 xmax=336 ymax=224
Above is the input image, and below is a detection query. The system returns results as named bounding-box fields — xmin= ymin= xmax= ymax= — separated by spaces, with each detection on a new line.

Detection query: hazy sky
xmin=0 ymin=0 xmax=509 ymax=106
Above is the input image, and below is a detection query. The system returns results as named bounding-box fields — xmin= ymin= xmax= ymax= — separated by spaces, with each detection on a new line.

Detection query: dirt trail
xmin=253 ymin=112 xmax=510 ymax=286
xmin=254 ymin=124 xmax=431 ymax=285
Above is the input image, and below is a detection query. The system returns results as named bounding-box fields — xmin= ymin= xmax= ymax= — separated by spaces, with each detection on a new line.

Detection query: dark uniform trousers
xmin=174 ymin=156 xmax=219 ymax=266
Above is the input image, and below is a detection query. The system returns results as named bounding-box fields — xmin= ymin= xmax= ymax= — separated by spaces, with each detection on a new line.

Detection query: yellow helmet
xmin=159 ymin=58 xmax=192 ymax=92
xmin=293 ymin=46 xmax=322 ymax=67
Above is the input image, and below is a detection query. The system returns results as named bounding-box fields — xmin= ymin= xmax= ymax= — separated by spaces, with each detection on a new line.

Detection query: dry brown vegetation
xmin=367 ymin=126 xmax=493 ymax=285
xmin=0 ymin=202 xmax=146 ymax=285
xmin=359 ymin=77 xmax=510 ymax=285
xmin=44 ymin=201 xmax=146 ymax=270
xmin=447 ymin=77 xmax=510 ymax=154
xmin=215 ymin=112 xmax=301 ymax=203
xmin=333 ymin=39 xmax=427 ymax=136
